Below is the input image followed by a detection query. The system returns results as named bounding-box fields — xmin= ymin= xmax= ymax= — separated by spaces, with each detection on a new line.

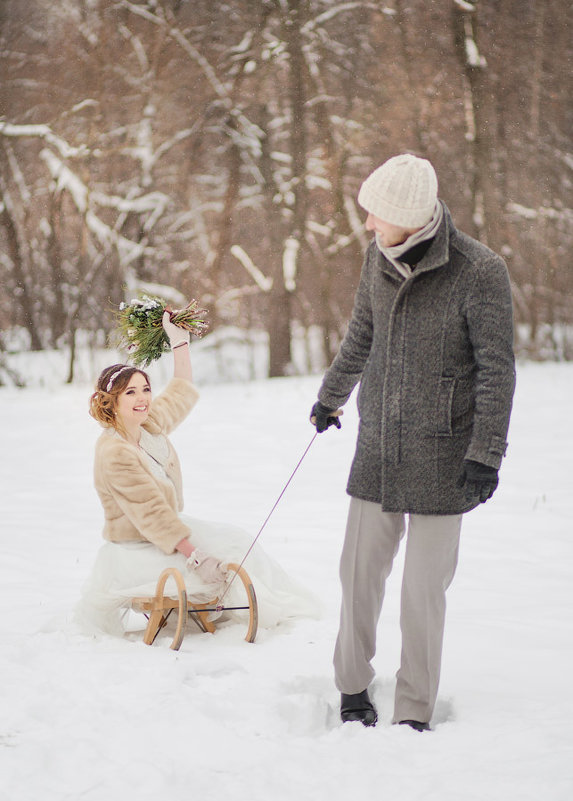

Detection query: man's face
xmin=365 ymin=213 xmax=421 ymax=247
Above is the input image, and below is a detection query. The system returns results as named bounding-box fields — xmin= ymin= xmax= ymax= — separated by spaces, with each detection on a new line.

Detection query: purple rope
xmin=217 ymin=432 xmax=318 ymax=604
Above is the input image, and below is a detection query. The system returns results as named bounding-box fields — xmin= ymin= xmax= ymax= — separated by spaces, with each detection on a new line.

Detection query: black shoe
xmin=341 ymin=690 xmax=378 ymax=727
xmin=398 ymin=719 xmax=431 ymax=732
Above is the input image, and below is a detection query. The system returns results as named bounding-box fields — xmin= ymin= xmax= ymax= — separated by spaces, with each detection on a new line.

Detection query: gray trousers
xmin=334 ymin=497 xmax=462 ymax=724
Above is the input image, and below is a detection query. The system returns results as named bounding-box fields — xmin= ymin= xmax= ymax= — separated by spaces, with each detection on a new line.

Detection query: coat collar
xmin=377 ymin=201 xmax=453 ymax=282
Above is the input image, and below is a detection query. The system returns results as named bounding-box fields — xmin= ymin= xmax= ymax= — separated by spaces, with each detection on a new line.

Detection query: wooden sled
xmin=131 ymin=562 xmax=258 ymax=650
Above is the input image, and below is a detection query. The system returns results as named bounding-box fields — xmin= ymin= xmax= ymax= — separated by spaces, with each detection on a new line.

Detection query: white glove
xmin=186 ymin=549 xmax=227 ymax=585
xmin=162 ymin=310 xmax=190 ymax=349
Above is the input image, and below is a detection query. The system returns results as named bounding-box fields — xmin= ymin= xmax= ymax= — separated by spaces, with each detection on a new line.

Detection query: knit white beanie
xmin=357 ymin=153 xmax=438 ymax=228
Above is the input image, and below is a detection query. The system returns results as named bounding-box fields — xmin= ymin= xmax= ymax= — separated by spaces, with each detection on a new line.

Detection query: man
xmin=310 ymin=154 xmax=515 ymax=731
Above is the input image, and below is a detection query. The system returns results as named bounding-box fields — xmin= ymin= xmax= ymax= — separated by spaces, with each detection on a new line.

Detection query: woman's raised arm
xmin=162 ymin=310 xmax=192 ymax=382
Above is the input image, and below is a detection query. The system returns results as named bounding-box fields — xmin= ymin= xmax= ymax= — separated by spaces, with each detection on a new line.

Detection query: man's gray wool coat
xmin=318 ymin=202 xmax=516 ymax=515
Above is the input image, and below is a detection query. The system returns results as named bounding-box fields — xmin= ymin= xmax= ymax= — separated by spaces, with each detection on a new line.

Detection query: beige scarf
xmin=376 ymin=201 xmax=443 ymax=280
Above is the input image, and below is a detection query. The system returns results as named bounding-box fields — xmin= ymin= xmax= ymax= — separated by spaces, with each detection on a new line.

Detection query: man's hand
xmin=310 ymin=401 xmax=343 ymax=433
xmin=458 ymin=459 xmax=499 ymax=503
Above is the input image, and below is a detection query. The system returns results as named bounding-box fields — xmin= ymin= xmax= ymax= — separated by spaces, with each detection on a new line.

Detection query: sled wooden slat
xmin=131 ymin=562 xmax=258 ymax=650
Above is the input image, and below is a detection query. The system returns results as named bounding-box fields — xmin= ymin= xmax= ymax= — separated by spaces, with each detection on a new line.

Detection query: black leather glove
xmin=458 ymin=459 xmax=499 ymax=503
xmin=310 ymin=401 xmax=342 ymax=433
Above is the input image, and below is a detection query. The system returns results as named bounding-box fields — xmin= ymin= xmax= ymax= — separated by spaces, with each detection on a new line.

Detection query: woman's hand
xmin=162 ymin=310 xmax=190 ymax=348
xmin=163 ymin=311 xmax=192 ymax=382
xmin=186 ymin=549 xmax=228 ymax=585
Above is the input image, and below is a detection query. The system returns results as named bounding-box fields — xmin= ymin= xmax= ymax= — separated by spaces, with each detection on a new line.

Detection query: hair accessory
xmin=105 ymin=366 xmax=131 ymax=393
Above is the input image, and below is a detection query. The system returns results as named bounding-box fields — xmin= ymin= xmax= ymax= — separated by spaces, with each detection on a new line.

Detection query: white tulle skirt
xmin=75 ymin=514 xmax=319 ymax=637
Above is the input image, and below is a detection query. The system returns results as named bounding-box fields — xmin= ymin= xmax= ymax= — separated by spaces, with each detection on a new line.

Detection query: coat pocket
xmin=434 ymin=374 xmax=475 ymax=436
xmin=436 ymin=376 xmax=455 ymax=436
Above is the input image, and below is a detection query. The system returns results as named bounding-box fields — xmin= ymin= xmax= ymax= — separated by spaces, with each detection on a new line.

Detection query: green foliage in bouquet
xmin=115 ymin=294 xmax=209 ymax=367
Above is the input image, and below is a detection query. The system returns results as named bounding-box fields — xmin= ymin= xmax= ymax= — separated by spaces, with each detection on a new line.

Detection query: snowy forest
xmin=1 ymin=0 xmax=572 ymax=382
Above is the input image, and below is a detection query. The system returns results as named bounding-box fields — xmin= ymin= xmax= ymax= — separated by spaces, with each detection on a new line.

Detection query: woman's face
xmin=115 ymin=372 xmax=152 ymax=430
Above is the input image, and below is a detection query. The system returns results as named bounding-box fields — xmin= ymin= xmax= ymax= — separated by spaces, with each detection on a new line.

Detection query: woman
xmin=76 ymin=312 xmax=316 ymax=637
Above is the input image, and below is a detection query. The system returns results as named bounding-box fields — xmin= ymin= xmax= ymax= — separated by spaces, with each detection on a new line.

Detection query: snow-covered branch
xmin=465 ymin=31 xmax=487 ymax=68
xmin=41 ymin=148 xmax=168 ymax=218
xmin=119 ymin=1 xmax=161 ymax=26
xmin=230 ymin=245 xmax=273 ymax=292
xmin=459 ymin=7 xmax=486 ymax=69
xmin=121 ymin=1 xmax=264 ymax=158
xmin=118 ymin=23 xmax=150 ymax=73
xmin=506 ymin=202 xmax=573 ymax=225
xmin=462 ymin=76 xmax=476 ymax=141
xmin=5 ymin=144 xmax=31 ymax=204
xmin=0 ymin=122 xmax=89 ymax=159
xmin=302 ymin=3 xmax=389 ymax=35
xmin=133 ymin=281 xmax=188 ymax=308
xmin=343 ymin=194 xmax=369 ymax=251
xmin=454 ymin=0 xmax=477 ymax=11
xmin=282 ymin=237 xmax=300 ymax=292
xmin=154 ymin=124 xmax=201 ymax=163
xmin=90 ymin=189 xmax=167 ymax=216
xmin=40 ymin=149 xmax=152 ymax=265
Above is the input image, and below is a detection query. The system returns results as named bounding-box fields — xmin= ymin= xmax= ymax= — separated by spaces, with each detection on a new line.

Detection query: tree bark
xmin=267 ymin=0 xmax=310 ymax=377
xmin=452 ymin=0 xmax=502 ymax=251
xmin=0 ymin=188 xmax=43 ymax=350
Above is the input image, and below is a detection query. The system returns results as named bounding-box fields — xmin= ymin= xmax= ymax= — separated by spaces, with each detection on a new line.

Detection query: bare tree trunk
xmin=256 ymin=101 xmax=291 ymax=377
xmin=529 ymin=0 xmax=546 ymax=144
xmin=266 ymin=0 xmax=310 ymax=377
xmin=529 ymin=0 xmax=547 ymax=355
xmin=46 ymin=188 xmax=66 ymax=344
xmin=210 ymin=129 xmax=242 ymax=327
xmin=393 ymin=0 xmax=428 ymax=154
xmin=66 ymin=323 xmax=76 ymax=384
xmin=452 ymin=0 xmax=501 ymax=251
xmin=285 ymin=0 xmax=308 ymax=242
xmin=0 ymin=192 xmax=43 ymax=350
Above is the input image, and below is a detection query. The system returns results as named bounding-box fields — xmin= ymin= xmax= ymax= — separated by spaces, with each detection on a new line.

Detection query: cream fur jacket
xmin=93 ymin=377 xmax=199 ymax=554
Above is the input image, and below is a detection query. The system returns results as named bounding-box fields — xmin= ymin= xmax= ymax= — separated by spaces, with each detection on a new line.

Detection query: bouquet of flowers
xmin=114 ymin=294 xmax=209 ymax=367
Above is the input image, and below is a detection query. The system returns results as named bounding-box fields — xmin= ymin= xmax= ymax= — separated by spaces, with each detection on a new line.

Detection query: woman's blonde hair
xmin=89 ymin=364 xmax=151 ymax=432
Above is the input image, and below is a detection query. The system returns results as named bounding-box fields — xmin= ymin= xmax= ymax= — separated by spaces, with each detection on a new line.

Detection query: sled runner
xmin=131 ymin=563 xmax=258 ymax=650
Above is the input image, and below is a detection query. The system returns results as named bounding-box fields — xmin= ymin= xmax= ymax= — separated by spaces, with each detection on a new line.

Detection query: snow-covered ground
xmin=1 ymin=358 xmax=572 ymax=801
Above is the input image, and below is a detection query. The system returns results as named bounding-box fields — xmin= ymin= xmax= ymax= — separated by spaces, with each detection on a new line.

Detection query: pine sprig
xmin=114 ymin=294 xmax=209 ymax=367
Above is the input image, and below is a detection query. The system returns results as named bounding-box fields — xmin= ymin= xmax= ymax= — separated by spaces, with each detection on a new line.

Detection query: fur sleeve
xmin=144 ymin=377 xmax=199 ymax=436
